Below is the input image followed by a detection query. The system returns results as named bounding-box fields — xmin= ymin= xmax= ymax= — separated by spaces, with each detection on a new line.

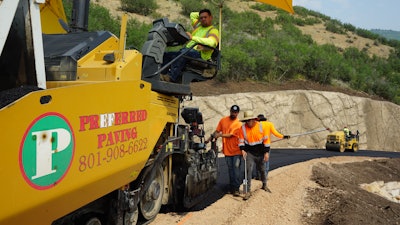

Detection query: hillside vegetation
xmin=371 ymin=29 xmax=400 ymax=41
xmin=63 ymin=0 xmax=400 ymax=104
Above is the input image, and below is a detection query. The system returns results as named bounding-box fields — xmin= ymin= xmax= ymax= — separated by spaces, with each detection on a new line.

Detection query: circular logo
xmin=19 ymin=112 xmax=75 ymax=190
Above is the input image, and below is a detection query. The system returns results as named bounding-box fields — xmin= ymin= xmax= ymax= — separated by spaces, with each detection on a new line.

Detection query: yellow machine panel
xmin=0 ymin=0 xmax=219 ymax=224
xmin=77 ymin=47 xmax=143 ymax=81
xmin=0 ymin=81 xmax=178 ymax=224
xmin=40 ymin=0 xmax=68 ymax=34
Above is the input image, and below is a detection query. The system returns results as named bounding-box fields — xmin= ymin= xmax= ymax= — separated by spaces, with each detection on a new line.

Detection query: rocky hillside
xmin=183 ymin=90 xmax=400 ymax=152
xmin=94 ymin=0 xmax=393 ymax=59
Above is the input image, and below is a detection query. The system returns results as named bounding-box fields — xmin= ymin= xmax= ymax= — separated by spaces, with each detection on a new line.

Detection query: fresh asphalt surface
xmin=187 ymin=148 xmax=400 ymax=211
xmin=268 ymin=148 xmax=400 ymax=171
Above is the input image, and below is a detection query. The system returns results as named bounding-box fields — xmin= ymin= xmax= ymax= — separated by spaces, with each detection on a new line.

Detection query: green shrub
xmin=307 ymin=10 xmax=330 ymax=21
xmin=180 ymin=0 xmax=205 ymax=16
xmin=60 ymin=1 xmax=400 ymax=104
xmin=303 ymin=17 xmax=321 ymax=25
xmin=301 ymin=45 xmax=343 ymax=84
xmin=88 ymin=4 xmax=119 ymax=34
xmin=219 ymin=47 xmax=257 ymax=81
xmin=325 ymin=20 xmax=345 ymax=34
xmin=62 ymin=0 xmax=119 ymax=34
xmin=63 ymin=0 xmax=72 ymax=22
xmin=292 ymin=17 xmax=320 ymax=26
xmin=355 ymin=28 xmax=380 ymax=40
xmin=292 ymin=6 xmax=308 ymax=17
xmin=120 ymin=0 xmax=157 ymax=16
xmin=224 ymin=11 xmax=263 ymax=35
xmin=371 ymin=78 xmax=397 ymax=100
xmin=250 ymin=3 xmax=276 ymax=12
xmin=275 ymin=13 xmax=293 ymax=25
xmin=126 ymin=20 xmax=152 ymax=51
xmin=343 ymin=23 xmax=356 ymax=32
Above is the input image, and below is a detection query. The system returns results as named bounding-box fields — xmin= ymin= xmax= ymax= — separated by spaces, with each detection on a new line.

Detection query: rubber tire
xmin=326 ymin=143 xmax=339 ymax=151
xmin=339 ymin=144 xmax=345 ymax=152
xmin=352 ymin=143 xmax=359 ymax=152
xmin=77 ymin=214 xmax=103 ymax=225
xmin=84 ymin=218 xmax=102 ymax=225
xmin=139 ymin=165 xmax=164 ymax=220
xmin=124 ymin=208 xmax=139 ymax=225
xmin=325 ymin=144 xmax=330 ymax=151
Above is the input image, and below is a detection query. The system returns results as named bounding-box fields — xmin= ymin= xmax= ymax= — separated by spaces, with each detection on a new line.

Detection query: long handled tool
xmin=242 ymin=156 xmax=247 ymax=194
xmin=271 ymin=127 xmax=330 ymax=143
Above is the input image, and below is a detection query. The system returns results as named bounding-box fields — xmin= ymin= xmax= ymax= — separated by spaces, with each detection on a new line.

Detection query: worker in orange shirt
xmin=207 ymin=105 xmax=242 ymax=196
xmin=238 ymin=110 xmax=269 ymax=200
xmin=256 ymin=114 xmax=290 ymax=192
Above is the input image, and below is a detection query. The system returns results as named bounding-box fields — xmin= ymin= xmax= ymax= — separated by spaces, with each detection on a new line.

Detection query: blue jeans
xmin=225 ymin=155 xmax=242 ymax=192
xmin=265 ymin=159 xmax=270 ymax=178
xmin=162 ymin=48 xmax=201 ymax=82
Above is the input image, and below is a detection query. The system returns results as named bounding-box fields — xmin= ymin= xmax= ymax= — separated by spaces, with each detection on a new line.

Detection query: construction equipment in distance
xmin=325 ymin=130 xmax=360 ymax=152
xmin=0 ymin=0 xmax=220 ymax=224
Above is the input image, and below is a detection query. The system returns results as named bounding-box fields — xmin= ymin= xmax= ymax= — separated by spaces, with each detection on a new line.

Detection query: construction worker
xmin=238 ymin=110 xmax=269 ymax=200
xmin=256 ymin=114 xmax=290 ymax=192
xmin=206 ymin=105 xmax=242 ymax=196
xmin=161 ymin=9 xmax=219 ymax=82
xmin=343 ymin=126 xmax=350 ymax=139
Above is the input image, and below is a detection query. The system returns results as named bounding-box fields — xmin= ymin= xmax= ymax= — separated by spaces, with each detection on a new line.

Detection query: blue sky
xmin=293 ymin=0 xmax=400 ymax=31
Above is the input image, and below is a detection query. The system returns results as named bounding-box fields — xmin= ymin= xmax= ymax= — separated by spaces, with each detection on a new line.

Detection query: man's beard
xmin=230 ymin=115 xmax=237 ymax=120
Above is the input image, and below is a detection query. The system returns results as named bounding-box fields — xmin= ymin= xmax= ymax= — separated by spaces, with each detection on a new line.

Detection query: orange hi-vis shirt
xmin=238 ymin=121 xmax=269 ymax=149
xmin=260 ymin=121 xmax=283 ymax=145
xmin=216 ymin=116 xmax=242 ymax=156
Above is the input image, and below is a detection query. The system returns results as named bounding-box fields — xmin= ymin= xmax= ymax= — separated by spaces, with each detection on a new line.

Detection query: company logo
xmin=19 ymin=112 xmax=75 ymax=190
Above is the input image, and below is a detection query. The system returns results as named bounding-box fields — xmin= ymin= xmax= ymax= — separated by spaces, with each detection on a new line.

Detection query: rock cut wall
xmin=182 ymin=90 xmax=400 ymax=151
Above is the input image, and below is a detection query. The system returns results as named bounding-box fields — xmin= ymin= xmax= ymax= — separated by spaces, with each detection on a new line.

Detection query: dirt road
xmin=151 ymin=156 xmax=400 ymax=225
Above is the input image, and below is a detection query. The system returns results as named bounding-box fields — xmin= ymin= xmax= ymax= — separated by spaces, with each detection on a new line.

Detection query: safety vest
xmin=187 ymin=12 xmax=219 ymax=60
xmin=239 ymin=122 xmax=269 ymax=147
xmin=192 ymin=17 xmax=218 ymax=41
xmin=193 ymin=26 xmax=218 ymax=43
xmin=186 ymin=26 xmax=218 ymax=47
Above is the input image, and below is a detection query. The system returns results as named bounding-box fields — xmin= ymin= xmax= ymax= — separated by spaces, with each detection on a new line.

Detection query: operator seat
xmin=141 ymin=18 xmax=220 ymax=95
xmin=181 ymin=44 xmax=221 ymax=84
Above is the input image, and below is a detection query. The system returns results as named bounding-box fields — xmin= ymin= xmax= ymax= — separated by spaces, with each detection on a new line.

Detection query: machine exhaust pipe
xmin=70 ymin=0 xmax=90 ymax=32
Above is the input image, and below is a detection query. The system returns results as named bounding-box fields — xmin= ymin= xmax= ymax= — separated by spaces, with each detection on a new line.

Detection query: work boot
xmin=160 ymin=74 xmax=172 ymax=82
xmin=233 ymin=190 xmax=240 ymax=197
xmin=262 ymin=184 xmax=271 ymax=193
xmin=243 ymin=192 xmax=251 ymax=200
xmin=202 ymin=67 xmax=216 ymax=78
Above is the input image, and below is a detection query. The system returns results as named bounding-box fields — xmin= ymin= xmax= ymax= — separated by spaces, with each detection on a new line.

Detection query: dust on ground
xmin=151 ymin=157 xmax=400 ymax=225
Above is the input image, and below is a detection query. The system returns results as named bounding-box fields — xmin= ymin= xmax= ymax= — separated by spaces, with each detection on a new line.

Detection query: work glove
xmin=283 ymin=135 xmax=290 ymax=139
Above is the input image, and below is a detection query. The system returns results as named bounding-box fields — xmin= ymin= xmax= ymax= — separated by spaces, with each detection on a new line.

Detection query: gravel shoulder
xmin=151 ymin=156 xmax=400 ymax=225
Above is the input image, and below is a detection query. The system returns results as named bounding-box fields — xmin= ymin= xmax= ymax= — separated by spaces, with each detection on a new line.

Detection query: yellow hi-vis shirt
xmin=260 ymin=121 xmax=284 ymax=145
xmin=186 ymin=12 xmax=219 ymax=60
